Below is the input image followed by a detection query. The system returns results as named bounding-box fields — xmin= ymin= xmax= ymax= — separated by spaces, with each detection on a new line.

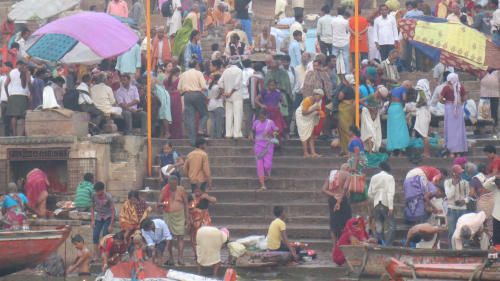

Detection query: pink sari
xmin=25 ymin=169 xmax=48 ymax=210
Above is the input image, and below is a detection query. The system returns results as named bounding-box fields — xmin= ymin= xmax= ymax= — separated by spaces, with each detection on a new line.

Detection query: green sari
xmin=173 ymin=18 xmax=194 ymax=70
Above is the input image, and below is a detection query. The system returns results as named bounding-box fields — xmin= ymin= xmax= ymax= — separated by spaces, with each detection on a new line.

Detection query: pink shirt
xmin=107 ymin=0 xmax=129 ymax=18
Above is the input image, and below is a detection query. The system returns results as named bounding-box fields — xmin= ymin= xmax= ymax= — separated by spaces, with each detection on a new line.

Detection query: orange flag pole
xmin=354 ymin=0 xmax=360 ymax=128
xmin=146 ymin=0 xmax=152 ymax=177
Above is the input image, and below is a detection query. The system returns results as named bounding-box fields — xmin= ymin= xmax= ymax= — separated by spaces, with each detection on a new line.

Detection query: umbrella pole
xmin=355 ymin=0 xmax=360 ymax=128
xmin=146 ymin=0 xmax=152 ymax=177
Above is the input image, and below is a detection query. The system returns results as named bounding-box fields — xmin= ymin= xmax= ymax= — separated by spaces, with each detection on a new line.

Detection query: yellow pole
xmin=146 ymin=0 xmax=152 ymax=177
xmin=354 ymin=0 xmax=360 ymax=128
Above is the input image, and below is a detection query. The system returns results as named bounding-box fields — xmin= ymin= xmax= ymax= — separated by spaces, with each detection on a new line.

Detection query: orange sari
xmin=189 ymin=196 xmax=212 ymax=238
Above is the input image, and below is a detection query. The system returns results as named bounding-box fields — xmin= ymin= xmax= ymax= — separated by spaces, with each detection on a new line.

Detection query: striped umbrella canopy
xmin=26 ymin=12 xmax=138 ymax=65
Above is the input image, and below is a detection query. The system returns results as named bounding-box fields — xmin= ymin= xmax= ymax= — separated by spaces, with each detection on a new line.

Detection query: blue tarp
xmin=27 ymin=33 xmax=77 ymax=61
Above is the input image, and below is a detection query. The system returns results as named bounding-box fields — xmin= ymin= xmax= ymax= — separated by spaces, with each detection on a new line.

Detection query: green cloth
xmin=264 ymin=70 xmax=292 ymax=116
xmin=154 ymin=84 xmax=172 ymax=121
xmin=366 ymin=152 xmax=389 ymax=167
xmin=74 ymin=181 xmax=94 ymax=208
xmin=173 ymin=18 xmax=194 ymax=70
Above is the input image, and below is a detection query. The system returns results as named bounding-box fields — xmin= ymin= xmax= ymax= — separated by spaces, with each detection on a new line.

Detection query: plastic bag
xmin=228 ymin=242 xmax=246 ymax=258
xmin=235 ymin=235 xmax=265 ymax=247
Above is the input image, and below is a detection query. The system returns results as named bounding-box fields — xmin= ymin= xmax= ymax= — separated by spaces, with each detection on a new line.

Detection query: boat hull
xmin=385 ymin=258 xmax=500 ymax=281
xmin=340 ymin=245 xmax=487 ymax=276
xmin=0 ymin=226 xmax=70 ymax=276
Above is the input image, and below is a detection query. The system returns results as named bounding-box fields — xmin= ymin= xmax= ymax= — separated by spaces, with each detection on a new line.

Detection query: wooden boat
xmin=340 ymin=244 xmax=487 ymax=277
xmin=385 ymin=257 xmax=500 ymax=280
xmin=0 ymin=226 xmax=70 ymax=276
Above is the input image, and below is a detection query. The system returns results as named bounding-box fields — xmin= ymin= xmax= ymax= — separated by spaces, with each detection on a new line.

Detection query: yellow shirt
xmin=267 ymin=218 xmax=286 ymax=250
xmin=177 ymin=68 xmax=207 ymax=93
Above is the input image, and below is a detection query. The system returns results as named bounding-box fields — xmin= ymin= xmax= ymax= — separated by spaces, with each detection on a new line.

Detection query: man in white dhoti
xmin=415 ymin=79 xmax=432 ymax=158
xmin=360 ymin=85 xmax=388 ymax=153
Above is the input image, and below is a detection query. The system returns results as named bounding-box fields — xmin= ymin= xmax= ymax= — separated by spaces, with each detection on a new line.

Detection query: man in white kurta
xmin=196 ymin=226 xmax=228 ymax=275
xmin=219 ymin=60 xmax=244 ymax=138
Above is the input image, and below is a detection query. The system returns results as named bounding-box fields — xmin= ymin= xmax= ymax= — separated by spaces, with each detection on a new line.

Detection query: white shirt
xmin=208 ymin=85 xmax=224 ymax=111
xmin=7 ymin=68 xmax=29 ymax=96
xmin=368 ymin=171 xmax=395 ymax=210
xmin=373 ymin=15 xmax=399 ymax=45
xmin=452 ymin=211 xmax=486 ymax=250
xmin=331 ymin=15 xmax=350 ymax=47
xmin=242 ymin=67 xmax=255 ymax=100
xmin=42 ymin=85 xmax=60 ymax=109
xmin=491 ymin=8 xmax=500 ymax=33
xmin=444 ymin=178 xmax=469 ymax=210
xmin=77 ymin=83 xmax=93 ymax=105
xmin=141 ymin=219 xmax=172 ymax=247
xmin=218 ymin=65 xmax=244 ymax=102
xmin=317 ymin=15 xmax=334 ymax=44
xmin=0 ymin=76 xmax=7 ymax=102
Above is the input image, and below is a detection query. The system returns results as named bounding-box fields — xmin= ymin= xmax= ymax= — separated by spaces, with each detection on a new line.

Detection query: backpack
xmin=161 ymin=0 xmax=174 ymax=17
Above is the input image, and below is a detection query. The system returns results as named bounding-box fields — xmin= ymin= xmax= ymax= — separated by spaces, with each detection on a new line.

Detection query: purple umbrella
xmin=27 ymin=12 xmax=139 ymax=64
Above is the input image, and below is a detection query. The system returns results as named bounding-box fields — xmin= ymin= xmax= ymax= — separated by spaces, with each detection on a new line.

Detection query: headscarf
xmin=377 ymin=85 xmax=389 ymax=98
xmin=173 ymin=18 xmax=194 ymax=57
xmin=446 ymin=72 xmax=461 ymax=113
xmin=453 ymin=156 xmax=467 ymax=166
xmin=313 ymin=88 xmax=325 ymax=96
xmin=345 ymin=74 xmax=355 ymax=86
xmin=415 ymin=79 xmax=431 ymax=106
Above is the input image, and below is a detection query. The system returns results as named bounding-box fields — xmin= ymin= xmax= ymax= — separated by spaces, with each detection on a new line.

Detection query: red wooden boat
xmin=385 ymin=257 xmax=500 ymax=280
xmin=0 ymin=226 xmax=70 ymax=276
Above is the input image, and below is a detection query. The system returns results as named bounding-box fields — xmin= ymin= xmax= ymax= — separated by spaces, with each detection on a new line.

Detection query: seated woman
xmin=255 ymin=79 xmax=287 ymax=145
xmin=100 ymin=232 xmax=127 ymax=270
xmin=1 ymin=182 xmax=28 ymax=230
xmin=25 ymin=168 xmax=49 ymax=218
xmin=296 ymin=89 xmax=325 ymax=158
xmin=333 ymin=217 xmax=373 ymax=265
xmin=255 ymin=26 xmax=276 ymax=54
xmin=158 ymin=142 xmax=184 ymax=184
xmin=189 ymin=185 xmax=217 ymax=260
xmin=119 ymin=191 xmax=152 ymax=241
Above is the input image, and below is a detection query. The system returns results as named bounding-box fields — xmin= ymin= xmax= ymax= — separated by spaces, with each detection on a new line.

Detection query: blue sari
xmin=387 ymin=102 xmax=410 ymax=151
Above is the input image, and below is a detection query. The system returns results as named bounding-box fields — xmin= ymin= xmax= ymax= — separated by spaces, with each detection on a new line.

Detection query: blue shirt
xmin=404 ymin=10 xmax=424 ymax=18
xmin=115 ymin=44 xmax=141 ymax=74
xmin=391 ymin=86 xmax=406 ymax=100
xmin=2 ymin=193 xmax=28 ymax=208
xmin=289 ymin=40 xmax=302 ymax=68
xmin=348 ymin=137 xmax=364 ymax=153
xmin=184 ymin=41 xmax=203 ymax=69
xmin=359 ymin=84 xmax=374 ymax=99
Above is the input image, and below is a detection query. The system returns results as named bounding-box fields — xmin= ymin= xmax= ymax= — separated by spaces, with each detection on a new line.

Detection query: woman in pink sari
xmin=250 ymin=110 xmax=279 ymax=191
xmin=165 ymin=68 xmax=183 ymax=139
xmin=25 ymin=168 xmax=49 ymax=218
xmin=255 ymin=79 xmax=287 ymax=145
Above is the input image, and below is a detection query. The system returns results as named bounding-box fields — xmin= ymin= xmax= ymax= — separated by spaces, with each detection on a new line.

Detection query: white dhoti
xmin=415 ymin=106 xmax=431 ymax=138
xmin=360 ymin=107 xmax=382 ymax=152
xmin=416 ymin=233 xmax=440 ymax=249
xmin=295 ymin=101 xmax=320 ymax=142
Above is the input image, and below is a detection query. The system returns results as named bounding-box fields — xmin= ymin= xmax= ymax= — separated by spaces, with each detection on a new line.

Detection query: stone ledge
xmin=0 ymin=136 xmax=75 ymax=145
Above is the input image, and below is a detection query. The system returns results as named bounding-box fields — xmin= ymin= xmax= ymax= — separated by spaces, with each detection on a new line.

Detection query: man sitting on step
xmin=266 ymin=206 xmax=299 ymax=261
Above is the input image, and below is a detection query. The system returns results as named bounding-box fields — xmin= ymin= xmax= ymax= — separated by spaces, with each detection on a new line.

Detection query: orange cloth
xmin=151 ymin=36 xmax=172 ymax=68
xmin=349 ymin=16 xmax=370 ymax=53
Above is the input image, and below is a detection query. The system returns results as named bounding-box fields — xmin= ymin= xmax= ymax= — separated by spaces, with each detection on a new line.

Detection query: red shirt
xmin=440 ymin=84 xmax=466 ymax=102
xmin=420 ymin=166 xmax=441 ymax=182
xmin=348 ymin=16 xmax=370 ymax=53
xmin=488 ymin=156 xmax=500 ymax=174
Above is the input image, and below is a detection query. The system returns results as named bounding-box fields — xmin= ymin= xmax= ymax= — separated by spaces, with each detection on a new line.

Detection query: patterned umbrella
xmin=8 ymin=0 xmax=80 ymax=21
xmin=26 ymin=12 xmax=139 ymax=65
xmin=399 ymin=16 xmax=500 ymax=76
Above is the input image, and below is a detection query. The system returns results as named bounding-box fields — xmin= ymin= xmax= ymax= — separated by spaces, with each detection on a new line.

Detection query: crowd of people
xmin=323 ymin=146 xmax=500 ymax=264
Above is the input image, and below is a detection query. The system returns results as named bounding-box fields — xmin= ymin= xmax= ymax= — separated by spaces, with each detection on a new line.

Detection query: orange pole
xmin=354 ymin=0 xmax=360 ymax=127
xmin=146 ymin=0 xmax=152 ymax=177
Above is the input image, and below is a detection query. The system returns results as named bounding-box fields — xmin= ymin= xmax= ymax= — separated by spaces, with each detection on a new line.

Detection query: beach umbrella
xmin=8 ymin=0 xmax=81 ymax=21
xmin=26 ymin=12 xmax=139 ymax=65
xmin=399 ymin=16 xmax=500 ymax=76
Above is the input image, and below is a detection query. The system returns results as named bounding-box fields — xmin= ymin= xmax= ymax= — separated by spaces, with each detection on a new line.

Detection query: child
xmin=66 ymin=234 xmax=91 ymax=277
xmin=208 ymin=74 xmax=224 ymax=139
xmin=91 ymin=182 xmax=115 ymax=261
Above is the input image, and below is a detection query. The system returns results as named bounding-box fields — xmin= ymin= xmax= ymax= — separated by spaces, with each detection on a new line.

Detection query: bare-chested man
xmin=322 ymin=163 xmax=352 ymax=246
xmin=66 ymin=234 xmax=91 ymax=277
xmin=159 ymin=175 xmax=190 ymax=266
xmin=404 ymin=223 xmax=444 ymax=249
